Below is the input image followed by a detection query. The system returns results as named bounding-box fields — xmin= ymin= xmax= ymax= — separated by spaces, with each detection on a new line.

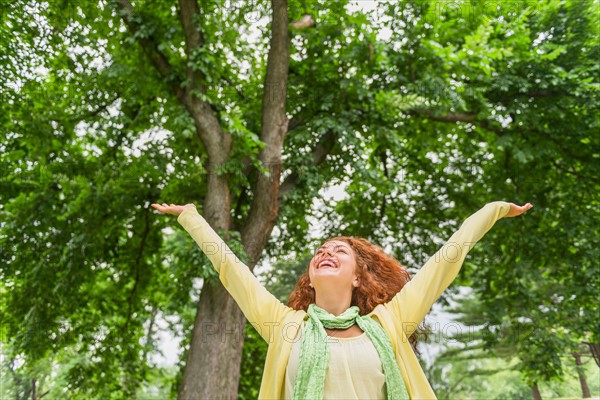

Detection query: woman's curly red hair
xmin=287 ymin=236 xmax=429 ymax=354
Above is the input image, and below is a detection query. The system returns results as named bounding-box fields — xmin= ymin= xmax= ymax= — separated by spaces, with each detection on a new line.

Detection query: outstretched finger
xmin=518 ymin=203 xmax=533 ymax=216
xmin=151 ymin=203 xmax=166 ymax=213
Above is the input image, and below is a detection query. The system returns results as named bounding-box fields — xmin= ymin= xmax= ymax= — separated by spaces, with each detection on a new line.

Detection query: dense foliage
xmin=1 ymin=0 xmax=597 ymax=398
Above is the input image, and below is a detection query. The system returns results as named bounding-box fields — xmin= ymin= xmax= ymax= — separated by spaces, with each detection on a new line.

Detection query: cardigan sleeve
xmin=177 ymin=207 xmax=293 ymax=343
xmin=386 ymin=201 xmax=511 ymax=338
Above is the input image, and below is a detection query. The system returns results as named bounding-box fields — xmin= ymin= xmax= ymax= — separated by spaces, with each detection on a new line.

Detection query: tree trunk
xmin=120 ymin=0 xmax=292 ymax=396
xmin=531 ymin=382 xmax=542 ymax=400
xmin=177 ymin=0 xmax=290 ymax=398
xmin=176 ymin=95 xmax=239 ymax=400
xmin=572 ymin=352 xmax=591 ymax=398
xmin=178 ymin=276 xmax=247 ymax=399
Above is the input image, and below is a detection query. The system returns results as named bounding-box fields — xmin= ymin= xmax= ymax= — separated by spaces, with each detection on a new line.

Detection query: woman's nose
xmin=322 ymin=247 xmax=334 ymax=257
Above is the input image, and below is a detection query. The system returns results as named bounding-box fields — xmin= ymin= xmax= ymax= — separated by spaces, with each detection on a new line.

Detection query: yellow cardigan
xmin=177 ymin=201 xmax=511 ymax=399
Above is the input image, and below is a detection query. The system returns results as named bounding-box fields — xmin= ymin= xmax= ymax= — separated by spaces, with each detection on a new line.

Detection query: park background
xmin=1 ymin=0 xmax=598 ymax=398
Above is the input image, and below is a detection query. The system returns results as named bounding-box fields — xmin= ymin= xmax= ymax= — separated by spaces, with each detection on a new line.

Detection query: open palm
xmin=151 ymin=202 xmax=196 ymax=217
xmin=505 ymin=202 xmax=533 ymax=218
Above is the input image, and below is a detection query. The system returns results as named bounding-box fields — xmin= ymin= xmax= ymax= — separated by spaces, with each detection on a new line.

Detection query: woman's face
xmin=308 ymin=240 xmax=359 ymax=289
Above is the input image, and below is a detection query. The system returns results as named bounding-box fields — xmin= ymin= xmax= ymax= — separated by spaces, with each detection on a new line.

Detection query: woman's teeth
xmin=318 ymin=261 xmax=336 ymax=269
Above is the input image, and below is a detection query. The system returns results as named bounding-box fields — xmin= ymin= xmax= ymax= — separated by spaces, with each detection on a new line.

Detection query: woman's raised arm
xmin=386 ymin=201 xmax=532 ymax=338
xmin=151 ymin=203 xmax=294 ymax=343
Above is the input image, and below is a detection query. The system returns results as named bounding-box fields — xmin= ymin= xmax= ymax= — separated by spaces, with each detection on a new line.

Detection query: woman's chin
xmin=312 ymin=274 xmax=347 ymax=286
xmin=312 ymin=270 xmax=339 ymax=279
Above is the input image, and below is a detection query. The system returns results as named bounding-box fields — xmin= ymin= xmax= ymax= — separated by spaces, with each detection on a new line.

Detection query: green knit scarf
xmin=292 ymin=303 xmax=410 ymax=399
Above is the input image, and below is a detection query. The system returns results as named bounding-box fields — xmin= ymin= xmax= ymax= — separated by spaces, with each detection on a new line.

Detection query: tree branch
xmin=410 ymin=109 xmax=477 ymax=123
xmin=287 ymin=116 xmax=304 ymax=132
xmin=286 ymin=108 xmax=329 ymax=133
xmin=410 ymin=108 xmax=509 ymax=136
xmin=221 ymin=76 xmax=246 ymax=102
xmin=117 ymin=0 xmax=230 ymax=162
xmin=231 ymin=104 xmax=305 ymax=211
xmin=142 ymin=306 xmax=158 ymax=362
xmin=122 ymin=209 xmax=151 ymax=334
xmin=240 ymin=0 xmax=290 ymax=265
xmin=175 ymin=2 xmax=232 ymax=163
xmin=178 ymin=0 xmax=206 ymax=95
xmin=379 ymin=149 xmax=388 ymax=222
xmin=116 ymin=0 xmax=184 ymax=99
xmin=551 ymin=159 xmax=600 ymax=184
xmin=71 ymin=94 xmax=120 ymax=122
xmin=278 ymin=129 xmax=336 ymax=204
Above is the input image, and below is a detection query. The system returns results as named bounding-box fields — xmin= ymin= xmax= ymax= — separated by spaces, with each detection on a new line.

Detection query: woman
xmin=151 ymin=200 xmax=533 ymax=399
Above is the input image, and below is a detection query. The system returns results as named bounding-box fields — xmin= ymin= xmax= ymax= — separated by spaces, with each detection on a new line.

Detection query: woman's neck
xmin=314 ymin=290 xmax=352 ymax=316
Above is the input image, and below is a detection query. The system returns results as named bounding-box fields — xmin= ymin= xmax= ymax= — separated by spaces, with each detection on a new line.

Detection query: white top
xmin=284 ymin=322 xmax=386 ymax=399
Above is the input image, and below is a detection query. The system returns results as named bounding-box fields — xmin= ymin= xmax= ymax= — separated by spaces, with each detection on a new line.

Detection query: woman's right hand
xmin=151 ymin=202 xmax=196 ymax=217
xmin=505 ymin=202 xmax=533 ymax=218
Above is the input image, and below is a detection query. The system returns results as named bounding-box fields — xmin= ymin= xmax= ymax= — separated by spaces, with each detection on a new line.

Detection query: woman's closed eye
xmin=317 ymin=248 xmax=348 ymax=255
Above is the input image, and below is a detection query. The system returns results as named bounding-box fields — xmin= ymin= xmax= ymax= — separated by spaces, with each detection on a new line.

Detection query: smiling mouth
xmin=317 ymin=259 xmax=338 ymax=269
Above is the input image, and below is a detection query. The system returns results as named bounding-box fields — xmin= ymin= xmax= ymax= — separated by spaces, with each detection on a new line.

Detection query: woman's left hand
xmin=505 ymin=202 xmax=533 ymax=218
